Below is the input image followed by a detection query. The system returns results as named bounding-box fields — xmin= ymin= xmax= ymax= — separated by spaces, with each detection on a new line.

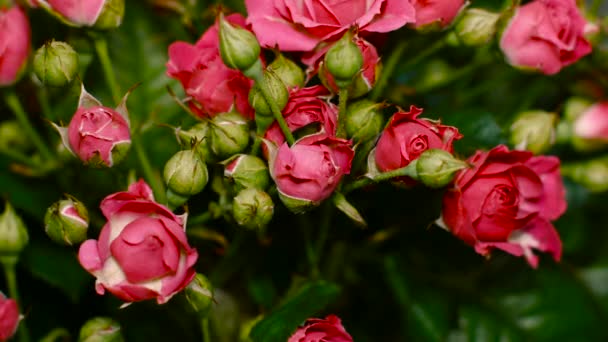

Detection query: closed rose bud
xmin=210 ymin=112 xmax=250 ymax=159
xmin=37 ymin=0 xmax=125 ymax=29
xmin=415 ymin=149 xmax=468 ymax=188
xmin=0 ymin=293 xmax=20 ymax=342
xmin=510 ymin=110 xmax=557 ymax=154
xmin=78 ymin=317 xmax=124 ymax=342
xmin=267 ymin=53 xmax=305 ymax=90
xmin=323 ymin=33 xmax=363 ymax=88
xmin=233 ymin=188 xmax=274 ymax=231
xmin=0 ymin=202 xmax=29 ymax=257
xmin=453 ymin=9 xmax=500 ymax=46
xmin=570 ymin=102 xmax=608 ymax=151
xmin=224 ymin=154 xmax=270 ymax=191
xmin=164 ymin=150 xmax=209 ymax=196
xmin=0 ymin=6 xmax=30 ymax=87
xmin=185 ymin=273 xmax=214 ymax=318
xmin=33 ymin=41 xmax=79 ymax=87
xmin=411 ymin=0 xmax=466 ymax=30
xmin=248 ymin=70 xmax=289 ymax=118
xmin=562 ymin=156 xmax=608 ymax=193
xmin=177 ymin=122 xmax=215 ymax=162
xmin=44 ymin=196 xmax=89 ymax=246
xmin=218 ymin=13 xmax=262 ymax=78
xmin=344 ymin=100 xmax=384 ymax=142
xmin=288 ymin=315 xmax=353 ymax=342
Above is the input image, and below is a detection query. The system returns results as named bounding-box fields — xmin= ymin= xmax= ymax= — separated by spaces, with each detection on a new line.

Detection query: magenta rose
xmin=410 ymin=0 xmax=466 ymax=28
xmin=0 ymin=293 xmax=19 ymax=341
xmin=441 ymin=145 xmax=567 ymax=267
xmin=288 ymin=315 xmax=353 ymax=342
xmin=573 ymin=102 xmax=608 ymax=143
xmin=245 ymin=0 xmax=415 ymax=52
xmin=0 ymin=6 xmax=30 ymax=86
xmin=265 ymin=85 xmax=338 ymax=147
xmin=500 ymin=0 xmax=595 ymax=75
xmin=167 ymin=14 xmax=254 ymax=119
xmin=78 ymin=180 xmax=198 ymax=304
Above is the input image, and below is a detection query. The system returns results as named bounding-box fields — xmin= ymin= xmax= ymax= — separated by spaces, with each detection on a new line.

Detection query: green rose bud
xmin=562 ymin=156 xmax=608 ymax=193
xmin=185 ymin=273 xmax=214 ymax=318
xmin=177 ymin=122 xmax=215 ymax=163
xmin=33 ymin=41 xmax=79 ymax=87
xmin=248 ymin=70 xmax=290 ymax=118
xmin=452 ymin=9 xmax=500 ymax=46
xmin=323 ymin=33 xmax=363 ymax=88
xmin=210 ymin=112 xmax=251 ymax=160
xmin=267 ymin=53 xmax=305 ymax=89
xmin=44 ymin=196 xmax=89 ymax=246
xmin=415 ymin=149 xmax=468 ymax=188
xmin=224 ymin=154 xmax=270 ymax=191
xmin=78 ymin=317 xmax=124 ymax=342
xmin=164 ymin=150 xmax=209 ymax=196
xmin=0 ymin=202 xmax=29 ymax=258
xmin=345 ymin=100 xmax=384 ymax=142
xmin=0 ymin=120 xmax=30 ymax=152
xmin=218 ymin=14 xmax=262 ymax=78
xmin=510 ymin=110 xmax=557 ymax=155
xmin=233 ymin=188 xmax=274 ymax=231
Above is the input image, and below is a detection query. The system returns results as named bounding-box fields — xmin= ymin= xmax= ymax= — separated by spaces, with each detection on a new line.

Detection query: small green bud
xmin=233 ymin=188 xmax=274 ymax=231
xmin=415 ymin=149 xmax=468 ymax=188
xmin=453 ymin=9 xmax=500 ymax=46
xmin=164 ymin=150 xmax=209 ymax=196
xmin=323 ymin=33 xmax=363 ymax=88
xmin=218 ymin=14 xmax=262 ymax=77
xmin=239 ymin=315 xmax=264 ymax=342
xmin=210 ymin=112 xmax=251 ymax=159
xmin=44 ymin=196 xmax=89 ymax=246
xmin=0 ymin=120 xmax=30 ymax=151
xmin=177 ymin=122 xmax=215 ymax=162
xmin=0 ymin=202 xmax=29 ymax=257
xmin=267 ymin=53 xmax=305 ymax=89
xmin=224 ymin=154 xmax=270 ymax=191
xmin=33 ymin=41 xmax=79 ymax=87
xmin=509 ymin=111 xmax=557 ymax=155
xmin=345 ymin=100 xmax=384 ymax=142
xmin=562 ymin=156 xmax=608 ymax=193
xmin=248 ymin=70 xmax=290 ymax=117
xmin=78 ymin=317 xmax=124 ymax=342
xmin=166 ymin=189 xmax=190 ymax=209
xmin=185 ymin=273 xmax=214 ymax=318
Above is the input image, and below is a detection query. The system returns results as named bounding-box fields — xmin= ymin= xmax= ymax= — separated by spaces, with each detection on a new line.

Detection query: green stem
xmin=2 ymin=259 xmax=29 ymax=342
xmin=92 ymin=35 xmax=121 ymax=104
xmin=315 ymin=202 xmax=333 ymax=264
xmin=253 ymin=74 xmax=295 ymax=146
xmin=201 ymin=318 xmax=211 ymax=342
xmin=299 ymin=215 xmax=320 ymax=278
xmin=133 ymin=138 xmax=167 ymax=204
xmin=4 ymin=91 xmax=54 ymax=161
xmin=344 ymin=160 xmax=418 ymax=193
xmin=189 ymin=211 xmax=213 ymax=226
xmin=337 ymin=88 xmax=348 ymax=138
xmin=0 ymin=150 xmax=40 ymax=168
xmin=370 ymin=40 xmax=407 ymax=101
xmin=36 ymin=87 xmax=54 ymax=121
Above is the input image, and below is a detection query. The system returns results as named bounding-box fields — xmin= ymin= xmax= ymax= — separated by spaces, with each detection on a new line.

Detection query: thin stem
xmin=315 ymin=202 xmax=333 ymax=264
xmin=92 ymin=35 xmax=121 ymax=104
xmin=201 ymin=318 xmax=211 ymax=342
xmin=370 ymin=40 xmax=407 ymax=101
xmin=2 ymin=259 xmax=29 ymax=342
xmin=133 ymin=138 xmax=167 ymax=204
xmin=299 ymin=215 xmax=319 ymax=278
xmin=4 ymin=91 xmax=54 ymax=161
xmin=36 ymin=87 xmax=54 ymax=121
xmin=253 ymin=74 xmax=295 ymax=146
xmin=0 ymin=150 xmax=40 ymax=168
xmin=344 ymin=161 xmax=418 ymax=193
xmin=337 ymin=88 xmax=348 ymax=138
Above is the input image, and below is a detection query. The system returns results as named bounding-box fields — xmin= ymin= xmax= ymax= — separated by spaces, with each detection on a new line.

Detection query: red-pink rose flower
xmin=375 ymin=106 xmax=462 ymax=181
xmin=500 ymin=0 xmax=595 ymax=75
xmin=166 ymin=14 xmax=254 ymax=119
xmin=0 ymin=6 xmax=30 ymax=86
xmin=265 ymin=85 xmax=338 ymax=147
xmin=288 ymin=315 xmax=353 ymax=342
xmin=78 ymin=180 xmax=198 ymax=304
xmin=245 ymin=0 xmax=415 ymax=52
xmin=441 ymin=145 xmax=566 ymax=268
xmin=410 ymin=0 xmax=466 ymax=28
xmin=573 ymin=102 xmax=608 ymax=142
xmin=0 ymin=293 xmax=19 ymax=341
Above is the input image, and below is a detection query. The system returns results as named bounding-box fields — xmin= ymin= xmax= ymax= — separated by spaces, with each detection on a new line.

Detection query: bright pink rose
xmin=78 ymin=180 xmax=198 ymax=304
xmin=166 ymin=14 xmax=254 ymax=119
xmin=265 ymin=85 xmax=338 ymax=147
xmin=245 ymin=0 xmax=415 ymax=52
xmin=288 ymin=315 xmax=353 ymax=342
xmin=0 ymin=6 xmax=30 ymax=86
xmin=410 ymin=0 xmax=466 ymax=28
xmin=271 ymin=135 xmax=354 ymax=204
xmin=573 ymin=102 xmax=608 ymax=142
xmin=500 ymin=0 xmax=594 ymax=75
xmin=39 ymin=0 xmax=106 ymax=26
xmin=441 ymin=145 xmax=566 ymax=268
xmin=0 ymin=293 xmax=19 ymax=341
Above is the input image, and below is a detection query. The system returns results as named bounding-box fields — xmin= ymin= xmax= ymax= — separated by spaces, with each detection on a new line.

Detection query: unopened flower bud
xmin=38 ymin=0 xmax=125 ymax=29
xmin=210 ymin=112 xmax=250 ymax=159
xmin=323 ymin=33 xmax=363 ymax=88
xmin=248 ymin=70 xmax=289 ymax=117
xmin=267 ymin=53 xmax=305 ymax=89
xmin=563 ymin=99 xmax=608 ymax=152
xmin=562 ymin=156 xmax=608 ymax=193
xmin=0 ymin=202 xmax=29 ymax=257
xmin=415 ymin=149 xmax=468 ymax=188
xmin=177 ymin=122 xmax=214 ymax=162
xmin=0 ymin=120 xmax=30 ymax=151
xmin=218 ymin=14 xmax=262 ymax=78
xmin=185 ymin=273 xmax=214 ymax=318
xmin=345 ymin=100 xmax=384 ymax=142
xmin=44 ymin=196 xmax=89 ymax=246
xmin=78 ymin=317 xmax=124 ymax=342
xmin=510 ymin=110 xmax=557 ymax=154
xmin=164 ymin=150 xmax=209 ymax=196
xmin=453 ymin=9 xmax=500 ymax=46
xmin=33 ymin=41 xmax=79 ymax=87
xmin=233 ymin=188 xmax=274 ymax=231
xmin=224 ymin=154 xmax=270 ymax=191
xmin=563 ymin=97 xmax=593 ymax=122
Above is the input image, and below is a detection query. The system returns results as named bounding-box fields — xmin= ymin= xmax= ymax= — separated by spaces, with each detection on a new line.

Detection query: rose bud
xmin=248 ymin=70 xmax=289 ymax=120
xmin=500 ymin=0 xmax=594 ymax=75
xmin=561 ymin=156 xmax=608 ymax=193
xmin=441 ymin=145 xmax=566 ymax=268
xmin=224 ymin=154 xmax=270 ymax=191
xmin=164 ymin=150 xmax=209 ymax=196
xmin=375 ymin=106 xmax=462 ymax=185
xmin=568 ymin=101 xmax=608 ymax=152
xmin=0 ymin=293 xmax=20 ymax=342
xmin=452 ymin=8 xmax=500 ymax=46
xmin=233 ymin=188 xmax=274 ymax=231
xmin=288 ymin=315 xmax=353 ymax=342
xmin=78 ymin=317 xmax=124 ymax=342
xmin=415 ymin=149 xmax=468 ymax=188
xmin=0 ymin=202 xmax=29 ymax=258
xmin=44 ymin=196 xmax=89 ymax=246
xmin=176 ymin=122 xmax=215 ymax=163
xmin=0 ymin=6 xmax=30 ymax=87
xmin=269 ymin=135 xmax=354 ymax=213
xmin=209 ymin=111 xmax=250 ymax=160
xmin=185 ymin=273 xmax=214 ymax=318
xmin=33 ymin=41 xmax=79 ymax=87
xmin=53 ymin=84 xmax=131 ymax=167
xmin=322 ymin=33 xmax=363 ymax=89
xmin=36 ymin=0 xmax=125 ymax=29
xmin=218 ymin=13 xmax=262 ymax=78
xmin=78 ymin=180 xmax=198 ymax=304
xmin=509 ymin=110 xmax=557 ymax=155
xmin=267 ymin=53 xmax=305 ymax=90
xmin=411 ymin=0 xmax=466 ymax=30
xmin=344 ymin=100 xmax=384 ymax=142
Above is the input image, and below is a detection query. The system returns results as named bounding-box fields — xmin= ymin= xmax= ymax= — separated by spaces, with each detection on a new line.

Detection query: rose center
xmin=408 ymin=135 xmax=429 ymax=157
xmin=482 ymin=184 xmax=519 ymax=215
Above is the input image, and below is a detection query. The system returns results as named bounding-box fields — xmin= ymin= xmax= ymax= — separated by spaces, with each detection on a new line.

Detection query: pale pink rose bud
xmin=571 ymin=102 xmax=608 ymax=151
xmin=0 ymin=6 xmax=30 ymax=87
xmin=411 ymin=0 xmax=466 ymax=30
xmin=44 ymin=196 xmax=89 ymax=246
xmin=0 ymin=293 xmax=20 ymax=341
xmin=37 ymin=0 xmax=125 ymax=29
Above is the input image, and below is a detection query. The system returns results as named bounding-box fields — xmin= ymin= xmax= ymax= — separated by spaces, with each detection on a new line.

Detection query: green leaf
xmin=249 ymin=280 xmax=341 ymax=342
xmin=441 ymin=110 xmax=506 ymax=156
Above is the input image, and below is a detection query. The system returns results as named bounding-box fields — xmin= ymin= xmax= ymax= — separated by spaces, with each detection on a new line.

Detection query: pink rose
xmin=245 ymin=0 xmax=415 ymax=52
xmin=78 ymin=180 xmax=198 ymax=304
xmin=167 ymin=14 xmax=254 ymax=119
xmin=39 ymin=0 xmax=105 ymax=25
xmin=0 ymin=293 xmax=19 ymax=341
xmin=500 ymin=0 xmax=594 ymax=75
xmin=441 ymin=145 xmax=567 ymax=267
xmin=573 ymin=102 xmax=608 ymax=142
xmin=288 ymin=315 xmax=353 ymax=342
xmin=265 ymin=85 xmax=338 ymax=147
xmin=410 ymin=0 xmax=466 ymax=28
xmin=0 ymin=6 xmax=30 ymax=86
